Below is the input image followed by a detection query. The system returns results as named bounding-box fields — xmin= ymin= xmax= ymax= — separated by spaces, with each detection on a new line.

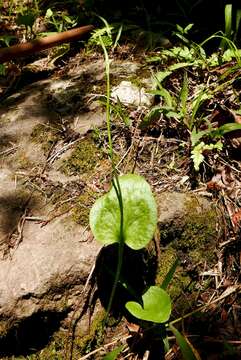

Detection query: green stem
xmin=105 ymin=175 xmax=124 ymax=318
xmin=99 ymin=35 xmax=124 ymax=322
xmin=99 ymin=36 xmax=113 ymax=160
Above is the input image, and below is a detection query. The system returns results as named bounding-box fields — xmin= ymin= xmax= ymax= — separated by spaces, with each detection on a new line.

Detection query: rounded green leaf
xmin=89 ymin=174 xmax=157 ymax=250
xmin=125 ymin=286 xmax=172 ymax=323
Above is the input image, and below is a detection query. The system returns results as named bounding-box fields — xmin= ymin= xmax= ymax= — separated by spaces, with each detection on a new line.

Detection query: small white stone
xmin=111 ymin=81 xmax=153 ymax=107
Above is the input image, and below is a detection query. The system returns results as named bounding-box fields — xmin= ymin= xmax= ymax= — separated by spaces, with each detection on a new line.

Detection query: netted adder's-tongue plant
xmin=89 ymin=20 xmax=199 ymax=359
xmin=90 ymin=179 xmax=199 ymax=360
xmin=89 ymin=173 xmax=159 ymax=317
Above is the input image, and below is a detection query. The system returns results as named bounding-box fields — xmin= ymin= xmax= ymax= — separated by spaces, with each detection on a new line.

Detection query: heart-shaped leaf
xmin=89 ymin=174 xmax=157 ymax=250
xmin=125 ymin=286 xmax=172 ymax=323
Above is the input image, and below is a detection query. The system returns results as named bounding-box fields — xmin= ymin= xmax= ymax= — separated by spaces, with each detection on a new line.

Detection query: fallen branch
xmin=0 ymin=25 xmax=94 ymax=63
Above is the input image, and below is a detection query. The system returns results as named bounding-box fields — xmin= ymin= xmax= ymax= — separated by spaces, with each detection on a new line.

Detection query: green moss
xmin=61 ymin=137 xmax=103 ymax=176
xmin=159 ymin=197 xmax=218 ymax=264
xmin=31 ymin=124 xmax=61 ymax=155
xmin=156 ymin=196 xmax=219 ymax=314
xmin=72 ymin=188 xmax=97 ymax=226
xmin=176 ymin=198 xmax=217 ymax=263
xmin=75 ymin=310 xmax=106 ymax=356
xmin=156 ymin=248 xmax=188 ymax=297
xmin=156 ymin=247 xmax=177 ymax=286
xmin=127 ymin=72 xmax=150 ymax=89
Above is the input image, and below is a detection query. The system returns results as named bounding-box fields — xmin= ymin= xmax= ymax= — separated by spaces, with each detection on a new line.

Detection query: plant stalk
xmin=105 ymin=176 xmax=124 ymax=318
xmin=99 ymin=35 xmax=124 ymax=322
xmin=99 ymin=35 xmax=113 ymax=159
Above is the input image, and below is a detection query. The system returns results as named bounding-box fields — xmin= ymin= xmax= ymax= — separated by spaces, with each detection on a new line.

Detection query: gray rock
xmin=157 ymin=191 xmax=219 ymax=262
xmin=156 ymin=192 xmax=221 ymax=314
xmin=0 ymin=212 xmax=101 ymax=335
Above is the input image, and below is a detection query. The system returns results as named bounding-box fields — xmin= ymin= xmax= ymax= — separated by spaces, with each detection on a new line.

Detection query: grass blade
xmin=234 ymin=9 xmax=241 ymax=43
xmin=169 ymin=324 xmax=201 ymax=360
xmin=113 ymin=25 xmax=123 ymax=50
xmin=220 ymin=4 xmax=232 ymax=49
xmin=161 ymin=258 xmax=179 ymax=290
xmin=211 ymin=122 xmax=241 ymax=138
xmin=179 ymin=70 xmax=188 ymax=117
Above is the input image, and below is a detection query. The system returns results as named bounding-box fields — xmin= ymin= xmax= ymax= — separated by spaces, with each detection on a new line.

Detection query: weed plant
xmin=144 ymin=22 xmax=241 ymax=170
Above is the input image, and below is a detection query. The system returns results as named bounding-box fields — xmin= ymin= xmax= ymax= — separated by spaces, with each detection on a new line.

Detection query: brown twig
xmin=40 ymin=205 xmax=75 ymax=227
xmin=0 ymin=25 xmax=94 ymax=63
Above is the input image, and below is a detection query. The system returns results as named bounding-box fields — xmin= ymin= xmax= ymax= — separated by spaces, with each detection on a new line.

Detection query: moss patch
xmin=156 ymin=195 xmax=220 ymax=314
xmin=72 ymin=188 xmax=97 ymax=226
xmin=174 ymin=197 xmax=218 ymax=263
xmin=5 ymin=330 xmax=67 ymax=360
xmin=31 ymin=124 xmax=62 ymax=155
xmin=74 ymin=310 xmax=106 ymax=357
xmin=159 ymin=196 xmax=218 ymax=264
xmin=61 ymin=136 xmax=103 ymax=176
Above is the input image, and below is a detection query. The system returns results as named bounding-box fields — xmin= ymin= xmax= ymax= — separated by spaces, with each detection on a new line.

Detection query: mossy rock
xmin=157 ymin=192 xmax=219 ymax=263
xmin=60 ymin=136 xmax=103 ymax=176
xmin=72 ymin=188 xmax=97 ymax=226
xmin=31 ymin=123 xmax=62 ymax=155
xmin=74 ymin=309 xmax=106 ymax=357
xmin=156 ymin=192 xmax=222 ymax=315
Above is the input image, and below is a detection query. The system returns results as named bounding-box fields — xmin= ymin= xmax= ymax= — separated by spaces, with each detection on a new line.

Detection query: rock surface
xmin=0 ymin=215 xmax=101 ymax=334
xmin=156 ymin=191 xmax=221 ymax=314
xmin=0 ymin=56 xmax=155 ymax=353
xmin=157 ymin=191 xmax=219 ymax=263
xmin=0 ymin=54 xmax=221 ymax=357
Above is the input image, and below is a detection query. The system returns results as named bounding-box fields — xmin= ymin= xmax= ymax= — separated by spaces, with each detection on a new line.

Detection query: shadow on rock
xmin=0 ymin=190 xmax=39 ymax=233
xmin=0 ymin=190 xmax=40 ymax=250
xmin=95 ymin=243 xmax=157 ymax=319
xmin=0 ymin=310 xmax=67 ymax=357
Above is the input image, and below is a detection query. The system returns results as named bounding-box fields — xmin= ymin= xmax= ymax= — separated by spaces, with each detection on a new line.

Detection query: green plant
xmin=88 ymin=18 xmax=201 ymax=359
xmin=90 ymin=174 xmax=157 ymax=250
xmin=143 ymin=32 xmax=241 ymax=170
xmin=110 ymin=97 xmax=131 ymax=127
xmin=126 ymin=286 xmax=171 ymax=323
xmin=0 ymin=35 xmax=16 ymax=47
xmin=0 ymin=64 xmax=6 ymax=75
xmin=173 ymin=23 xmax=194 ymax=44
xmin=220 ymin=4 xmax=241 ymax=49
xmin=143 ymin=66 xmax=202 ymax=129
xmin=190 ymin=122 xmax=241 ymax=170
xmin=146 ymin=21 xmax=241 ymax=70
xmin=15 ymin=9 xmax=38 ymax=38
xmin=220 ymin=4 xmax=232 ymax=49
xmin=87 ymin=16 xmax=122 ymax=51
xmin=103 ymin=345 xmax=125 ymax=360
xmin=89 ymin=20 xmax=148 ymax=325
xmin=44 ymin=8 xmax=77 ymax=33
xmin=124 ymin=258 xmax=200 ymax=359
xmin=90 ymin=174 xmax=158 ymax=319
